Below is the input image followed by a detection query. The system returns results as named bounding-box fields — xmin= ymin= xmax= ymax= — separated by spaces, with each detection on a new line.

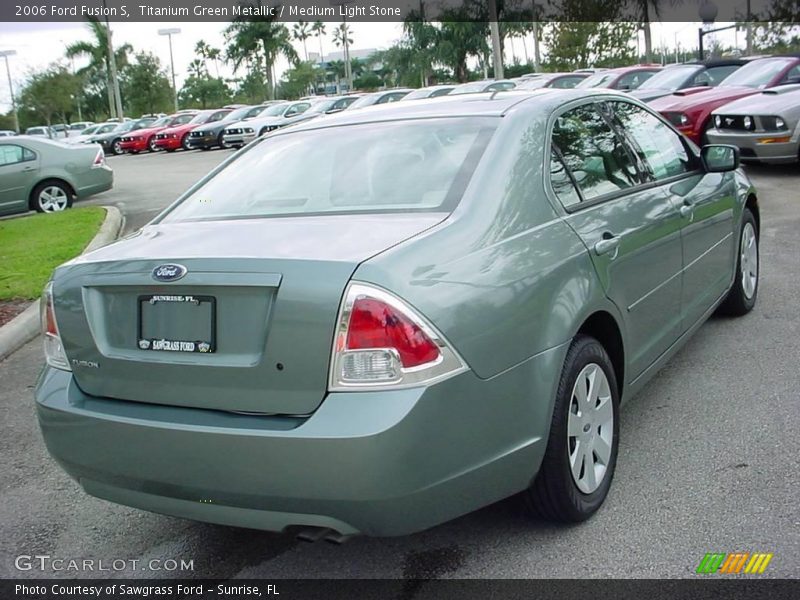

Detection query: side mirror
xmin=701 ymin=144 xmax=740 ymax=173
xmin=618 ymin=84 xmax=631 ymax=91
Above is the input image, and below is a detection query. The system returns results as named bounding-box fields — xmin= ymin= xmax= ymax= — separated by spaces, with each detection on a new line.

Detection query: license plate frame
xmin=137 ymin=293 xmax=216 ymax=353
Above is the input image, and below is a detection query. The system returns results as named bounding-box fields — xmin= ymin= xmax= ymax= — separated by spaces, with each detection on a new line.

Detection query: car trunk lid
xmin=53 ymin=214 xmax=445 ymax=415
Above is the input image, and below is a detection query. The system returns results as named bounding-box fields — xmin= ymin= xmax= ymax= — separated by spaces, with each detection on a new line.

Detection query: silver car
xmin=707 ymin=83 xmax=800 ymax=164
xmin=0 ymin=137 xmax=113 ymax=215
xmin=222 ymin=102 xmax=313 ymax=147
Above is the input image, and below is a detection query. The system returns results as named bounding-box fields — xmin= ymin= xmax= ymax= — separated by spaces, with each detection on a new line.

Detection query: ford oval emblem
xmin=152 ymin=263 xmax=187 ymax=282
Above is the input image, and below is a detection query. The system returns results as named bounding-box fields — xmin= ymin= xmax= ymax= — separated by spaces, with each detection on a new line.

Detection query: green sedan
xmin=35 ymin=90 xmax=759 ymax=537
xmin=0 ymin=137 xmax=113 ymax=215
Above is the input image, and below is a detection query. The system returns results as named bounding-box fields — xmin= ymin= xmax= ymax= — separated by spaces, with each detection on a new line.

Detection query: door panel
xmin=551 ymin=102 xmax=684 ymax=381
xmin=565 ymin=191 xmax=684 ymax=379
xmin=667 ymin=174 xmax=737 ymax=330
xmin=0 ymin=144 xmax=38 ymax=215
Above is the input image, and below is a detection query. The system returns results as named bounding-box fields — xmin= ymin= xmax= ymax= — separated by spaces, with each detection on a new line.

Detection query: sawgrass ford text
xmin=15 ymin=3 xmax=401 ymax=18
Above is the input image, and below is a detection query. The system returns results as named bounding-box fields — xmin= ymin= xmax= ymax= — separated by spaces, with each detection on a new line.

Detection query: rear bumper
xmin=34 ymin=343 xmax=565 ymax=536
xmin=706 ymin=129 xmax=799 ymax=164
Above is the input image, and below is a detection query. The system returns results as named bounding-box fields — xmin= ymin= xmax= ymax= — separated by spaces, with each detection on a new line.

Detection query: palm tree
xmin=292 ymin=20 xmax=311 ymax=61
xmin=311 ymin=21 xmax=326 ymax=62
xmin=66 ymin=19 xmax=131 ymax=117
xmin=187 ymin=59 xmax=207 ymax=79
xmin=332 ymin=23 xmax=353 ymax=50
xmin=225 ymin=7 xmax=299 ymax=100
xmin=207 ymin=47 xmax=222 ymax=78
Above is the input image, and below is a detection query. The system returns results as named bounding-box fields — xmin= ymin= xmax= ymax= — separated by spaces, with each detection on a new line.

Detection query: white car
xmin=222 ymin=101 xmax=313 ymax=147
xmin=67 ymin=121 xmax=96 ymax=138
xmin=67 ymin=122 xmax=118 ymax=145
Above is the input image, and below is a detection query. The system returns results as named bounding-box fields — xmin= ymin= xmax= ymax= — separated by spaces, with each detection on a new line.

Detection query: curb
xmin=0 ymin=206 xmax=123 ymax=363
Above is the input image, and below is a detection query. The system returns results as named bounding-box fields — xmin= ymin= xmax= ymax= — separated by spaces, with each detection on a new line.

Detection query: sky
xmin=0 ymin=21 xmax=747 ymax=114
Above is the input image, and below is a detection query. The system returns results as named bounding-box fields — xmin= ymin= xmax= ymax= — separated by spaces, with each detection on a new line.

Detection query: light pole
xmin=531 ymin=0 xmax=541 ymax=72
xmin=0 ymin=50 xmax=19 ymax=133
xmin=158 ymin=28 xmax=181 ymax=112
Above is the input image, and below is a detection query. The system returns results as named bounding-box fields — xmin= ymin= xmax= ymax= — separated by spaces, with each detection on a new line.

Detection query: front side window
xmin=617 ymin=71 xmax=655 ymax=90
xmin=551 ymin=104 xmax=640 ymax=203
xmin=697 ymin=65 xmax=740 ymax=86
xmin=610 ymin=101 xmax=693 ymax=180
xmin=161 ymin=118 xmax=497 ymax=222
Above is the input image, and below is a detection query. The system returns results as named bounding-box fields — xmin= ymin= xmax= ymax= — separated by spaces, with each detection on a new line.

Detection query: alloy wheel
xmin=566 ymin=363 xmax=614 ymax=494
xmin=740 ymin=222 xmax=758 ymax=300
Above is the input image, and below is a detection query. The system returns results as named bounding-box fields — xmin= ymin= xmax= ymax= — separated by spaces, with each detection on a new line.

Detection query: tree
xmin=179 ymin=75 xmax=232 ymax=109
xmin=19 ymin=64 xmax=80 ymax=125
xmin=435 ymin=19 xmax=489 ymax=82
xmin=122 ymin=52 xmax=173 ymax=116
xmin=292 ymin=20 xmax=311 ymax=61
xmin=544 ymin=22 xmax=638 ymax=70
xmin=311 ymin=20 xmax=326 ymax=62
xmin=278 ymin=61 xmax=321 ymax=99
xmin=225 ymin=4 xmax=299 ymax=100
xmin=332 ymin=23 xmax=353 ymax=50
xmin=65 ymin=18 xmax=131 ymax=118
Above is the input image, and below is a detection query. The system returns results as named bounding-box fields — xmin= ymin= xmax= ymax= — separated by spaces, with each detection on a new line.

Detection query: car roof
xmin=283 ymin=89 xmax=616 ymax=134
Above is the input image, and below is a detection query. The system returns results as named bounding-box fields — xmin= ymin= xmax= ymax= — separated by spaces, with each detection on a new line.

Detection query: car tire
xmin=218 ymin=132 xmax=231 ymax=149
xmin=524 ymin=334 xmax=619 ymax=522
xmin=181 ymin=134 xmax=191 ymax=151
xmin=148 ymin=137 xmax=158 ymax=152
xmin=31 ymin=180 xmax=73 ymax=213
xmin=259 ymin=127 xmax=268 ymax=137
xmin=718 ymin=208 xmax=758 ymax=316
xmin=165 ymin=148 xmax=176 ymax=153
xmin=111 ymin=139 xmax=124 ymax=155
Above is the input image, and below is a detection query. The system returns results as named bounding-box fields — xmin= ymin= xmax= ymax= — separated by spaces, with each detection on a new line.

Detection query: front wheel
xmin=148 ymin=137 xmax=158 ymax=152
xmin=218 ymin=132 xmax=231 ymax=149
xmin=111 ymin=139 xmax=124 ymax=155
xmin=525 ymin=335 xmax=619 ymax=522
xmin=718 ymin=208 xmax=759 ymax=316
xmin=181 ymin=134 xmax=191 ymax=151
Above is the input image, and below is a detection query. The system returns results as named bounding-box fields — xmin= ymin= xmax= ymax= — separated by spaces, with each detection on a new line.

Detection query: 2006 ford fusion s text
xmin=35 ymin=90 xmax=760 ymax=537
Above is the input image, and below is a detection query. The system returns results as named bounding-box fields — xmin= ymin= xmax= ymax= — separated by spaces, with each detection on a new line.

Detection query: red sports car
xmin=153 ymin=108 xmax=232 ymax=152
xmin=119 ymin=112 xmax=197 ymax=154
xmin=650 ymin=56 xmax=800 ymax=145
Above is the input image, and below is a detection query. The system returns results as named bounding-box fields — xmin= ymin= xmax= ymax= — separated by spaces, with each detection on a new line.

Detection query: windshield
xmin=149 ymin=116 xmax=171 ymax=128
xmin=348 ymin=94 xmax=382 ymax=108
xmin=305 ymin=99 xmax=338 ymax=114
xmin=450 ymin=81 xmax=487 ymax=95
xmin=112 ymin=121 xmax=136 ymax=133
xmin=81 ymin=125 xmax=100 ymax=135
xmin=95 ymin=124 xmax=118 ymax=134
xmin=638 ymin=65 xmax=700 ymax=89
xmin=188 ymin=111 xmax=214 ymax=124
xmin=162 ymin=118 xmax=497 ymax=222
xmin=257 ymin=104 xmax=288 ymax=117
xmin=404 ymin=88 xmax=436 ymax=100
xmin=720 ymin=58 xmax=795 ymax=88
xmin=577 ymin=72 xmax=615 ymax=88
xmin=223 ymin=106 xmax=254 ymax=121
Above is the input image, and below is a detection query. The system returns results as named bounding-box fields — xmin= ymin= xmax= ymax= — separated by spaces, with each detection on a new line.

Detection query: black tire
xmin=718 ymin=208 xmax=758 ymax=316
xmin=148 ymin=137 xmax=158 ymax=152
xmin=259 ymin=127 xmax=268 ymax=137
xmin=181 ymin=134 xmax=191 ymax=151
xmin=218 ymin=132 xmax=231 ymax=149
xmin=165 ymin=148 xmax=176 ymax=153
xmin=30 ymin=180 xmax=73 ymax=213
xmin=200 ymin=146 xmax=211 ymax=151
xmin=525 ymin=334 xmax=620 ymax=522
xmin=111 ymin=138 xmax=124 ymax=155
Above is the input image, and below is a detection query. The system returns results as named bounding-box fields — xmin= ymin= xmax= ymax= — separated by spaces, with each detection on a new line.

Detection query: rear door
xmin=0 ymin=144 xmax=38 ymax=215
xmin=610 ymin=100 xmax=736 ymax=332
xmin=551 ymin=101 xmax=684 ymax=380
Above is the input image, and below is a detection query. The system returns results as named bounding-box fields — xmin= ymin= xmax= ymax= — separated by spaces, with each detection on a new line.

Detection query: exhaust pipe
xmin=323 ymin=531 xmax=353 ymax=545
xmin=295 ymin=527 xmax=333 ymax=543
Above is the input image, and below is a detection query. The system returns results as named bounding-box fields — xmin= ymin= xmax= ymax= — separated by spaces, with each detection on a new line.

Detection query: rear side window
xmin=0 ymin=145 xmax=33 ymax=166
xmin=162 ymin=118 xmax=498 ymax=222
xmin=549 ymin=149 xmax=582 ymax=208
xmin=611 ymin=101 xmax=693 ymax=180
xmin=551 ymin=104 xmax=640 ymax=203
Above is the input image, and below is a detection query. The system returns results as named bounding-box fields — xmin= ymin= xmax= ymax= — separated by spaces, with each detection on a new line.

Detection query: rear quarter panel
xmin=355 ymin=108 xmax=619 ymax=381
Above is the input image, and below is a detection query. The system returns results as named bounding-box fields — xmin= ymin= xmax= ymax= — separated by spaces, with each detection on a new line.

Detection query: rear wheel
xmin=718 ymin=208 xmax=758 ymax=316
xmin=32 ymin=181 xmax=73 ymax=213
xmin=525 ymin=335 xmax=619 ymax=522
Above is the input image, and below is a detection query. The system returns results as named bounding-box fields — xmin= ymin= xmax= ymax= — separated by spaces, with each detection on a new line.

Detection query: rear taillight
xmin=329 ymin=283 xmax=466 ymax=391
xmin=92 ymin=149 xmax=105 ymax=167
xmin=40 ymin=282 xmax=70 ymax=371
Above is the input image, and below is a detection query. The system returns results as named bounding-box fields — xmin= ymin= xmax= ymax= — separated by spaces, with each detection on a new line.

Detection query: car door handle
xmin=22 ymin=166 xmax=36 ymax=172
xmin=594 ymin=235 xmax=620 ymax=256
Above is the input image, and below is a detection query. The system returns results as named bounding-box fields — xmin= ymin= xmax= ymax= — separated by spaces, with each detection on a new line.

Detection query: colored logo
xmin=696 ymin=552 xmax=773 ymax=574
xmin=152 ymin=263 xmax=187 ymax=282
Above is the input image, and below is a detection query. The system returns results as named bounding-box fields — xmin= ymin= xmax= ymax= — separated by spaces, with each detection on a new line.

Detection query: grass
xmin=0 ymin=207 xmax=106 ymax=301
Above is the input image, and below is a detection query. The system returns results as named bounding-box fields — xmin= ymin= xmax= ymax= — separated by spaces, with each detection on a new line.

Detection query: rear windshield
xmin=162 ymin=118 xmax=497 ymax=222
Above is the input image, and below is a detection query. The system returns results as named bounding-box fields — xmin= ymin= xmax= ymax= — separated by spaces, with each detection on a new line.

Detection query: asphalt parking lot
xmin=1 ymin=148 xmax=798 ymax=580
